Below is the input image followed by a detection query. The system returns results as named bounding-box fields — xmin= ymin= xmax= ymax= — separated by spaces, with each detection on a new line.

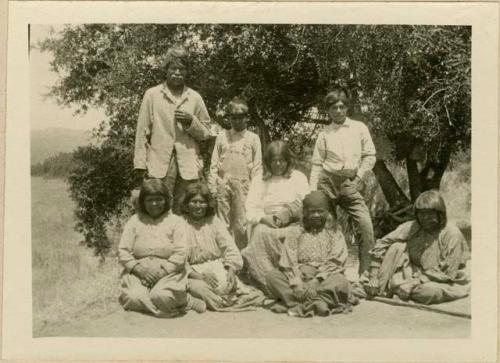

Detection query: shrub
xmin=68 ymin=143 xmax=136 ymax=257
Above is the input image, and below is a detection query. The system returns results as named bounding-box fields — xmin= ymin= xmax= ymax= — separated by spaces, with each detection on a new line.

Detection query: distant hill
xmin=31 ymin=128 xmax=92 ymax=165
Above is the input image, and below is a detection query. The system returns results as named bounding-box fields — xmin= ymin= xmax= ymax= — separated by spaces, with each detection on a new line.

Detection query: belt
xmin=322 ymin=169 xmax=355 ymax=181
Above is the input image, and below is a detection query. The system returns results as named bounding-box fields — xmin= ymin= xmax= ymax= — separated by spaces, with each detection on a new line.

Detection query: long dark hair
xmin=137 ymin=178 xmax=171 ymax=218
xmin=414 ymin=190 xmax=447 ymax=229
xmin=262 ymin=140 xmax=296 ymax=180
xmin=180 ymin=182 xmax=216 ymax=218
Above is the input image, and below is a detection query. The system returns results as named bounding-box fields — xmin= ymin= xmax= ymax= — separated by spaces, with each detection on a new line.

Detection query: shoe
xmin=187 ymin=295 xmax=207 ymax=313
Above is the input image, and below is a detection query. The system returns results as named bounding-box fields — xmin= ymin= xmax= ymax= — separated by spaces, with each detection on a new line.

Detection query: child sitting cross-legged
xmin=264 ymin=191 xmax=358 ymax=317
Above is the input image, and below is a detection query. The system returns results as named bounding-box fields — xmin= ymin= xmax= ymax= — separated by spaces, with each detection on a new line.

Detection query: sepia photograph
xmin=30 ymin=22 xmax=473 ymax=338
xmin=3 ymin=1 xmax=498 ymax=361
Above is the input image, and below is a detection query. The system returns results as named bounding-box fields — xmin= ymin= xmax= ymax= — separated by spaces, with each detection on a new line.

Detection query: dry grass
xmin=31 ymin=177 xmax=121 ymax=336
xmin=440 ymin=151 xmax=471 ymax=228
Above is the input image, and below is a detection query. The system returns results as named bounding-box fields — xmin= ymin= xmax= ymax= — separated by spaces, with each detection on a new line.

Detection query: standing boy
xmin=134 ymin=46 xmax=213 ymax=213
xmin=310 ymin=88 xmax=376 ymax=275
xmin=209 ymin=98 xmax=262 ymax=249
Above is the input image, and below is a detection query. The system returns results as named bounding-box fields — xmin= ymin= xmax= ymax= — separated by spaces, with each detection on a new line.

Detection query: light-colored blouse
xmin=118 ymin=213 xmax=186 ymax=274
xmin=245 ymin=170 xmax=310 ymax=225
xmin=370 ymin=221 xmax=470 ymax=283
xmin=180 ymin=216 xmax=243 ymax=271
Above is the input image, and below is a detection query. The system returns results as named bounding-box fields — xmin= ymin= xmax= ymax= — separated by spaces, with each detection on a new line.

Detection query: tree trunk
xmin=422 ymin=144 xmax=452 ymax=190
xmin=418 ymin=139 xmax=452 ymax=191
xmin=406 ymin=158 xmax=423 ymax=201
xmin=253 ymin=117 xmax=271 ymax=151
xmin=372 ymin=160 xmax=411 ymax=208
xmin=372 ymin=160 xmax=414 ymax=238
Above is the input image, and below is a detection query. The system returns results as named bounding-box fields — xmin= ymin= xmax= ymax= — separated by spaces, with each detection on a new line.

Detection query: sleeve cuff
xmin=224 ymin=264 xmax=239 ymax=272
xmin=184 ymin=115 xmax=204 ymax=135
xmin=133 ymin=162 xmax=147 ymax=170
xmin=160 ymin=260 xmax=178 ymax=274
xmin=124 ymin=260 xmax=140 ymax=273
xmin=419 ymin=274 xmax=430 ymax=283
xmin=248 ymin=212 xmax=265 ymax=225
xmin=316 ymin=272 xmax=329 ymax=281
xmin=289 ymin=277 xmax=302 ymax=287
xmin=183 ymin=119 xmax=195 ymax=132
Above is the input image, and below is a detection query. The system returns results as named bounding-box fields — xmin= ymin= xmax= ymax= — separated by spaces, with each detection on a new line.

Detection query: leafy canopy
xmin=39 ymin=24 xmax=471 ymax=253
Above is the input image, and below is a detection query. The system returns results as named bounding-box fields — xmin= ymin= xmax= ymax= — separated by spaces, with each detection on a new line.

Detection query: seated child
xmin=264 ymin=191 xmax=357 ymax=317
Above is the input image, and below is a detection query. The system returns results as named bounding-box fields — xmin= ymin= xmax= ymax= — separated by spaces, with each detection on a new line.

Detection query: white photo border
xmin=3 ymin=1 xmax=498 ymax=361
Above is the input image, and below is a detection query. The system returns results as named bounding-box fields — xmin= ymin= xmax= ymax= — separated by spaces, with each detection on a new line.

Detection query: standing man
xmin=134 ymin=46 xmax=213 ymax=213
xmin=310 ymin=88 xmax=376 ymax=275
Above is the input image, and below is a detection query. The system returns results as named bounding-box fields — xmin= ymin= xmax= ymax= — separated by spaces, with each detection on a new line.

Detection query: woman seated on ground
xmin=265 ymin=191 xmax=357 ymax=317
xmin=363 ymin=190 xmax=470 ymax=305
xmin=179 ymin=182 xmax=265 ymax=311
xmin=118 ymin=179 xmax=204 ymax=317
xmin=241 ymin=140 xmax=310 ymax=294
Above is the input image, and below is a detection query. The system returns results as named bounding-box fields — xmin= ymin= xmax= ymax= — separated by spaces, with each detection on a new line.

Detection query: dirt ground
xmin=37 ymin=294 xmax=470 ymax=339
xmin=32 ymin=178 xmax=470 ymax=339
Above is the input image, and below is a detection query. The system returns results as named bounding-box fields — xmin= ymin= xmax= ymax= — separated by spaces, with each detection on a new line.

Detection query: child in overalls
xmin=208 ymin=98 xmax=262 ymax=249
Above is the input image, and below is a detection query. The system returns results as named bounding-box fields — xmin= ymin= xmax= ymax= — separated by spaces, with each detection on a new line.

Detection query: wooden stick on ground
xmin=371 ymin=296 xmax=471 ymax=319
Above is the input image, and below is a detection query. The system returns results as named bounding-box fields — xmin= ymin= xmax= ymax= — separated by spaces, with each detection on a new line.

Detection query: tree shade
xmin=39 ymin=24 xmax=471 ymax=254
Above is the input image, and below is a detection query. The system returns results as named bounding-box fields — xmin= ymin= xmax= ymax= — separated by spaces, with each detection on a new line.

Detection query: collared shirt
xmin=310 ymin=117 xmax=376 ymax=190
xmin=134 ymin=83 xmax=213 ymax=179
xmin=208 ymin=129 xmax=262 ymax=193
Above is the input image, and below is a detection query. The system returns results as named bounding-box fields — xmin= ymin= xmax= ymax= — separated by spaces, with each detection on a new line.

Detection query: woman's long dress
xmin=118 ymin=212 xmax=188 ymax=317
xmin=181 ymin=216 xmax=265 ymax=311
xmin=369 ymin=221 xmax=470 ymax=304
xmin=242 ymin=170 xmax=310 ymax=293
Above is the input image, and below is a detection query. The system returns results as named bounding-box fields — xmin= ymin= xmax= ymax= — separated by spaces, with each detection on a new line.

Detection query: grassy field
xmin=31 ymin=155 xmax=471 ymax=336
xmin=31 ymin=177 xmax=121 ymax=335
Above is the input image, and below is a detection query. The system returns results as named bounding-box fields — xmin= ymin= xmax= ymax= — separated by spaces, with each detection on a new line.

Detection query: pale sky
xmin=30 ymin=24 xmax=106 ymax=130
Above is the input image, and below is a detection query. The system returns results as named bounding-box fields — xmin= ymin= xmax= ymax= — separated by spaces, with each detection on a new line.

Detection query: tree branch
xmin=422 ymin=88 xmax=446 ymax=108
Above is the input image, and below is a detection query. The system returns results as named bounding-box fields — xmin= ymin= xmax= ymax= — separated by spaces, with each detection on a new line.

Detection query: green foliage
xmin=31 ymin=152 xmax=75 ymax=178
xmin=39 ymin=24 xmax=471 ymax=253
xmin=67 ymin=143 xmax=135 ymax=255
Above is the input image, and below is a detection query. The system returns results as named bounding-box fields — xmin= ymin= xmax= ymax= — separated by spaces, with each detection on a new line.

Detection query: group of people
xmin=118 ymin=46 xmax=471 ymax=318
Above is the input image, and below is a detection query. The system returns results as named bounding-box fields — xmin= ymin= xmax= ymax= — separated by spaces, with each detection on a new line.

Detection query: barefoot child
xmin=264 ymin=191 xmax=356 ymax=317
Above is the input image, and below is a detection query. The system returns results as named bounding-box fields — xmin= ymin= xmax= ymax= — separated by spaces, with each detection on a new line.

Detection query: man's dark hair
xmin=227 ymin=97 xmax=249 ymax=114
xmin=323 ymin=87 xmax=351 ymax=108
xmin=164 ymin=46 xmax=189 ymax=70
